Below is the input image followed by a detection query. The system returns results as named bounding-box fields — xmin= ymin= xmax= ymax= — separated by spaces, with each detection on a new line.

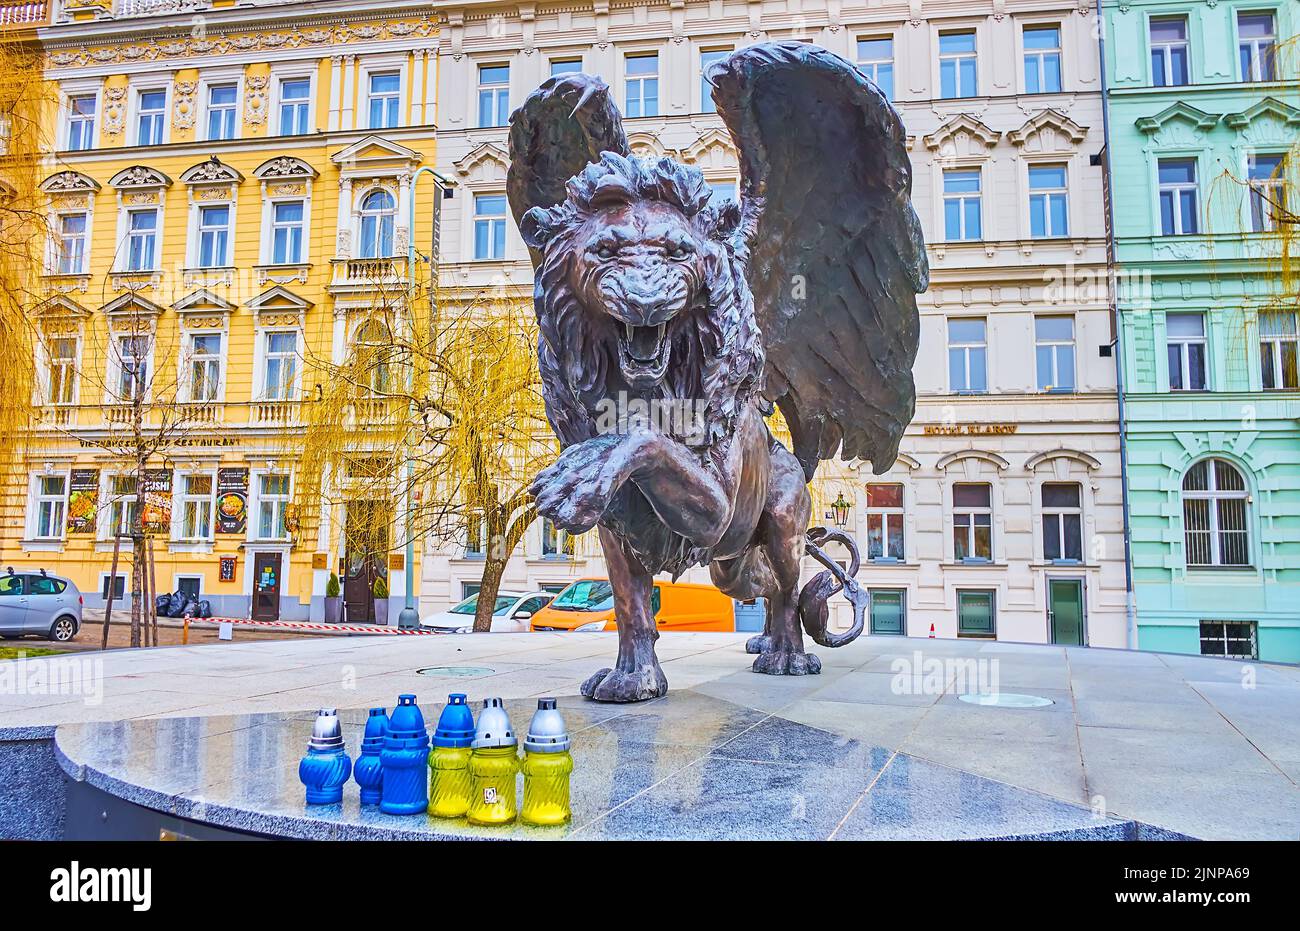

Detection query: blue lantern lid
xmin=433 ymin=693 xmax=475 ymax=748
xmin=362 ymin=707 xmax=389 ymax=742
xmin=386 ymin=694 xmax=428 ymax=741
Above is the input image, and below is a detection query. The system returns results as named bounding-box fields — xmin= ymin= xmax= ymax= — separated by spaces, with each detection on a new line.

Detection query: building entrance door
xmin=344 ymin=501 xmax=389 ymax=623
xmin=251 ymin=552 xmax=282 ymax=621
xmin=1048 ymin=578 xmax=1084 ymax=646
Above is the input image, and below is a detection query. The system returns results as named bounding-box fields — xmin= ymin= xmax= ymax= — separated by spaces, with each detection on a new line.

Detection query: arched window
xmin=1182 ymin=459 xmax=1250 ymax=566
xmin=357 ymin=190 xmax=395 ymax=258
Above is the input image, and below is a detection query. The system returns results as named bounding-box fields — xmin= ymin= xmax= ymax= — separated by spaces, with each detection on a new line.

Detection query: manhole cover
xmin=958 ymin=692 xmax=1054 ymax=708
xmin=416 ymin=666 xmax=495 ymax=678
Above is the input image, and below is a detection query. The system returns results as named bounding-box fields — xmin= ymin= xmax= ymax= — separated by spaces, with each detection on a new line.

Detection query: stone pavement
xmin=4 ymin=632 xmax=1298 ymax=839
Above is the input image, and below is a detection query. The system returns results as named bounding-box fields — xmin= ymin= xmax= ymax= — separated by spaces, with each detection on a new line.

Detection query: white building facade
xmin=422 ymin=0 xmax=1129 ymax=648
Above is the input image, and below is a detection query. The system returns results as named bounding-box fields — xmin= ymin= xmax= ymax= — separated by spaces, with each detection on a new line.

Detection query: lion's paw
xmin=752 ymin=650 xmax=822 ymax=677
xmin=744 ymin=634 xmax=771 ymax=655
xmin=581 ymin=664 xmax=667 ymax=703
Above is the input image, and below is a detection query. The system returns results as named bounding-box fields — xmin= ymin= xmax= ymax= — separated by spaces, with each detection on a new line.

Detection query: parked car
xmin=529 ymin=578 xmax=736 ymax=632
xmin=0 ymin=569 xmax=83 ymax=643
xmin=420 ymin=590 xmax=554 ymax=633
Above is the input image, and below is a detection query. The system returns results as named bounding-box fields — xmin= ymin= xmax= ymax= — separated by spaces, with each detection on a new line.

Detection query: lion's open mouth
xmin=616 ymin=322 xmax=671 ymax=382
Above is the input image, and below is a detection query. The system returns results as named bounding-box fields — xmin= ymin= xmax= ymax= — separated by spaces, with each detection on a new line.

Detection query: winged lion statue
xmin=507 ymin=42 xmax=927 ymax=702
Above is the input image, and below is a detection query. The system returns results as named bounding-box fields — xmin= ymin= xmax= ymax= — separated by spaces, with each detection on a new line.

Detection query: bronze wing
xmin=506 ymin=72 xmax=629 ymax=267
xmin=709 ymin=42 xmax=928 ymax=479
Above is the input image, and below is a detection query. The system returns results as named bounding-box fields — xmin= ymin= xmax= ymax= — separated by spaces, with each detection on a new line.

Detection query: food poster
xmin=140 ymin=469 xmax=172 ymax=533
xmin=66 ymin=468 xmax=99 ymax=534
xmin=216 ymin=467 xmax=249 ymax=534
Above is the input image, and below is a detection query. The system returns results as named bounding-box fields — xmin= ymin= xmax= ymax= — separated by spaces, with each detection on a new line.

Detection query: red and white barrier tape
xmin=194 ymin=616 xmax=439 ymax=635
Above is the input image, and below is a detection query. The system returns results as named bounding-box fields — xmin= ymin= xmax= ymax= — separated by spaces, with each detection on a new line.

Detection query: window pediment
xmin=679 ymin=128 xmax=735 ymax=169
xmin=253 ymin=156 xmax=319 ymax=181
xmin=924 ymin=116 xmax=1000 ymax=157
xmin=180 ymin=157 xmax=244 ymax=186
xmin=173 ymin=288 xmax=236 ymax=315
xmin=246 ymin=285 xmax=312 ymax=324
xmin=936 ymin=449 xmax=1010 ymax=474
xmin=332 ymin=135 xmax=422 ymax=175
xmin=1223 ymin=97 xmax=1300 ymax=146
xmin=40 ymin=171 xmax=100 ymax=194
xmin=1007 ymin=109 xmax=1088 ymax=152
xmin=108 ymin=166 xmax=172 ymax=190
xmin=1135 ymin=102 xmax=1220 ymax=136
xmin=1025 ymin=448 xmax=1101 ymax=477
xmin=453 ymin=142 xmax=509 ymax=182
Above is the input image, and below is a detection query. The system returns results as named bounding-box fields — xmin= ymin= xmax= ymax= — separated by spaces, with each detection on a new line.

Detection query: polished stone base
xmin=54 ymin=692 xmax=1166 ymax=841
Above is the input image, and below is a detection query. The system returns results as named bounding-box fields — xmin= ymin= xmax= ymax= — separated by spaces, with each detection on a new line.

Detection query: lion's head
xmin=522 ymin=152 xmax=764 ymax=449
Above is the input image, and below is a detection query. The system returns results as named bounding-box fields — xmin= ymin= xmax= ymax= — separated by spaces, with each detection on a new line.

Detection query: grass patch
xmin=0 ymin=646 xmax=65 ymax=660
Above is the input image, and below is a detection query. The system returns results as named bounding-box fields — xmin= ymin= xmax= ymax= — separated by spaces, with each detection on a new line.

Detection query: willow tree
xmin=297 ymin=274 xmax=552 ymax=633
xmin=0 ymin=34 xmax=49 ymax=468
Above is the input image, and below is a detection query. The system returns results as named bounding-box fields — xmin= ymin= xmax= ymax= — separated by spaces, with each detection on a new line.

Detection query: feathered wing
xmin=507 ymin=73 xmax=629 ymax=267
xmin=709 ymin=42 xmax=928 ymax=479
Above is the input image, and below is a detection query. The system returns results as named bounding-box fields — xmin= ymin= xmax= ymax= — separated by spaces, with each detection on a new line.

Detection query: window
xmin=116 ymin=335 xmax=149 ymax=401
xmin=939 ymin=31 xmax=978 ymax=99
xmin=1182 ymin=459 xmax=1249 ymax=567
xmin=176 ymin=576 xmax=201 ymax=599
xmin=279 ymin=78 xmax=311 ymax=135
xmin=354 ymin=320 xmax=391 ymax=397
xmin=864 ymin=483 xmax=904 ymax=561
xmin=1260 ymin=311 xmax=1298 ymax=390
xmin=100 ymin=574 xmax=126 ymax=599
xmin=187 ymin=333 xmax=221 ymax=402
xmin=367 ymin=72 xmax=401 ymax=129
xmin=550 ymin=58 xmax=582 ymax=77
xmin=957 ymin=590 xmax=996 ymax=637
xmin=29 ymin=576 xmax=66 ymax=596
xmin=625 ymin=53 xmax=659 ymax=118
xmin=126 ymin=209 xmax=157 ymax=271
xmin=261 ymin=331 xmax=297 ymax=400
xmin=477 ymin=65 xmax=510 ymax=127
xmin=948 ymin=318 xmax=987 ymax=393
xmin=1199 ymin=620 xmax=1258 ymax=659
xmin=206 ymin=84 xmax=238 ymax=140
xmin=1023 ymin=25 xmax=1062 ymax=93
xmin=1150 ymin=17 xmax=1189 ymax=87
xmin=1166 ymin=312 xmax=1207 ymax=391
xmin=357 ymin=190 xmax=395 ymax=259
xmin=197 ymin=204 xmax=231 ymax=268
xmin=257 ymin=473 xmax=290 ymax=539
xmin=66 ymin=94 xmax=96 ymax=151
xmin=1035 ymin=316 xmax=1075 ymax=392
xmin=707 ymin=181 xmax=737 ymax=207
xmin=107 ymin=475 xmax=139 ymax=537
xmin=1238 ymin=12 xmax=1276 ymax=82
xmin=179 ymin=474 xmax=214 ymax=541
xmin=1157 ymin=159 xmax=1198 ymax=235
xmin=136 ymin=89 xmax=166 ymax=145
xmin=856 ymin=37 xmax=894 ymax=100
xmin=271 ymin=200 xmax=305 ymax=264
xmin=953 ymin=484 xmax=992 ymax=561
xmin=541 ymin=518 xmax=574 ymax=557
xmin=1028 ymin=164 xmax=1069 ymax=238
xmin=943 ymin=169 xmax=982 ymax=241
xmin=47 ymin=337 xmax=77 ymax=405
xmin=56 ymin=213 xmax=87 ymax=275
xmin=700 ymin=49 xmax=729 ymax=112
xmin=473 ymin=193 xmax=507 ymax=260
xmin=869 ymin=589 xmax=906 ymax=635
xmin=33 ymin=475 xmax=67 ymax=539
xmin=1248 ymin=154 xmax=1286 ymax=233
xmin=464 ymin=511 xmax=486 ymax=556
xmin=0 ymin=575 xmax=20 ymax=599
xmin=1042 ymin=483 xmax=1083 ymax=562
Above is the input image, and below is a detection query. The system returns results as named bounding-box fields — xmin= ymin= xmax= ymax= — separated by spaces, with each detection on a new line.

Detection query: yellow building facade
xmin=3 ymin=1 xmax=443 ymax=622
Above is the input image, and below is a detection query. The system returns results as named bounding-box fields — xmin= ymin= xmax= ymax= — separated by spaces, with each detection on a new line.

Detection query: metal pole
xmin=397 ymin=166 xmax=453 ymax=628
xmin=101 ymin=533 xmax=122 ymax=650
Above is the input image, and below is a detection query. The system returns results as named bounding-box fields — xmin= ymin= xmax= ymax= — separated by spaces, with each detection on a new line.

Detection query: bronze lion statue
xmin=507 ymin=42 xmax=927 ymax=702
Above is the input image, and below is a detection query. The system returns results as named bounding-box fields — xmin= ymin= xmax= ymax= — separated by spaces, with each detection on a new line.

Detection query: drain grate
xmin=957 ymin=692 xmax=1054 ymax=708
xmin=416 ymin=666 xmax=495 ymax=678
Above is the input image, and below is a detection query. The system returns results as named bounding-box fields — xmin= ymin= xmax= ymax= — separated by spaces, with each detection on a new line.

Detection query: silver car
xmin=0 ymin=570 xmax=83 ymax=643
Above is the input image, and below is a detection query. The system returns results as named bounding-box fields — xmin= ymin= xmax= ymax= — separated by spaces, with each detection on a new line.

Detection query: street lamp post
xmin=396 ymin=166 xmax=454 ymax=629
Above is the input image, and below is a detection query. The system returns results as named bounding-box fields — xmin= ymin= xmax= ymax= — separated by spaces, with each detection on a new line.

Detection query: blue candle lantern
xmin=353 ymin=707 xmax=389 ymax=806
xmin=299 ymin=709 xmax=353 ymax=805
xmin=380 ymin=694 xmax=430 ymax=815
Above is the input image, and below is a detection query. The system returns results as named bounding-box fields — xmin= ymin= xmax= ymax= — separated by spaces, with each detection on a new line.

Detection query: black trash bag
xmin=181 ymin=600 xmax=200 ymax=619
xmin=154 ymin=594 xmax=171 ymax=617
xmin=197 ymin=599 xmax=213 ymax=619
xmin=166 ymin=591 xmax=188 ymax=618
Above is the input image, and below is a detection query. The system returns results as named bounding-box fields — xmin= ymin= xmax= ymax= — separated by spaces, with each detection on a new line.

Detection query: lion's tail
xmin=797 ymin=527 xmax=869 ymax=648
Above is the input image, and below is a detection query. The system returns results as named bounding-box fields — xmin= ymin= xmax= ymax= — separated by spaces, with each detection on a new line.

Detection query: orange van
xmin=529 ymin=577 xmax=735 ymax=632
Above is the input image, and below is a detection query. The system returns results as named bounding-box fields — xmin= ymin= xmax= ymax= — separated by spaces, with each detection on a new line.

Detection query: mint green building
xmin=1103 ymin=0 xmax=1299 ymax=661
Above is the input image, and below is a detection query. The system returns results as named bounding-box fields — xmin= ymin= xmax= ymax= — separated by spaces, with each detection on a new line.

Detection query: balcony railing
xmin=0 ymin=1 xmax=48 ymax=27
xmin=330 ymin=257 xmax=410 ymax=290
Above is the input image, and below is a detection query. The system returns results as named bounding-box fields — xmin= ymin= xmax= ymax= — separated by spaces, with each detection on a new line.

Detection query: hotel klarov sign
xmin=922 ymin=423 xmax=1019 ymax=437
